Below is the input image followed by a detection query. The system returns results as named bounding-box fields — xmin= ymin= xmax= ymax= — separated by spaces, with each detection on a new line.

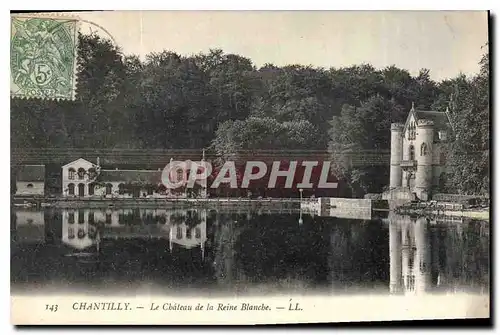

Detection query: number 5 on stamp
xmin=10 ymin=14 xmax=79 ymax=101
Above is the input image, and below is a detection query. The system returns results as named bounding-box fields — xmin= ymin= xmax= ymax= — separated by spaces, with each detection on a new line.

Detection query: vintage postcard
xmin=10 ymin=10 xmax=490 ymax=325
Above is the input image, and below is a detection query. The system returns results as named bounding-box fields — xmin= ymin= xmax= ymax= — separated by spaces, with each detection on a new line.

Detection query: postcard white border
xmin=3 ymin=2 xmax=497 ymax=334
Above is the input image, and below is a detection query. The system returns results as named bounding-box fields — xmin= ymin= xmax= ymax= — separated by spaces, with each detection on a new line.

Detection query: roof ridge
xmin=100 ymin=169 xmax=161 ymax=172
xmin=415 ymin=110 xmax=444 ymax=113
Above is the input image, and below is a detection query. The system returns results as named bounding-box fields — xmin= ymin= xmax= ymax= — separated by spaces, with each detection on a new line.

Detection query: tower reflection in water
xmin=389 ymin=214 xmax=432 ymax=295
xmin=12 ymin=208 xmax=489 ymax=294
xmin=388 ymin=212 xmax=490 ymax=295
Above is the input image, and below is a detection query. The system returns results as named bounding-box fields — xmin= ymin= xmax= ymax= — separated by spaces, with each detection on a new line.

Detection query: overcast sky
xmin=76 ymin=10 xmax=488 ymax=81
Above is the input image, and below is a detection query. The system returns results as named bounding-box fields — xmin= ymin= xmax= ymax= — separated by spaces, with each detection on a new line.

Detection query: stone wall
xmin=16 ymin=182 xmax=44 ymax=196
xmin=382 ymin=187 xmax=415 ymax=201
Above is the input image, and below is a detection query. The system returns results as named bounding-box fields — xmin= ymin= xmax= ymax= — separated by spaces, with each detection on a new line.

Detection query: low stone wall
xmin=382 ymin=188 xmax=415 ymax=201
xmin=323 ymin=207 xmax=372 ymax=220
xmin=328 ymin=198 xmax=373 ymax=210
xmin=433 ymin=193 xmax=490 ymax=207
xmin=322 ymin=198 xmax=388 ymax=220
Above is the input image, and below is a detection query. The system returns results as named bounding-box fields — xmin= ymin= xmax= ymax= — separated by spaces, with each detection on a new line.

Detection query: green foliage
xmin=445 ymin=51 xmax=490 ymax=195
xmin=329 ymin=96 xmax=405 ymax=196
xmin=212 ymin=117 xmax=323 ymax=163
xmin=10 ymin=33 xmax=489 ymax=197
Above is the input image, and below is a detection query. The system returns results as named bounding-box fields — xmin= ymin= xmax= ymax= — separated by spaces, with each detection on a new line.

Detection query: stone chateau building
xmin=384 ymin=104 xmax=453 ymax=201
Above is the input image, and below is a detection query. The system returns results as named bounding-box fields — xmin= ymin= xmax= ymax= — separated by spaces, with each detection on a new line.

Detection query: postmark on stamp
xmin=10 ymin=15 xmax=79 ymax=100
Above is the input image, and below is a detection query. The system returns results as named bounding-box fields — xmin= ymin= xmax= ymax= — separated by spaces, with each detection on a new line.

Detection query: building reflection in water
xmin=12 ymin=209 xmax=489 ymax=294
xmin=58 ymin=208 xmax=207 ymax=259
xmin=388 ymin=212 xmax=490 ymax=295
xmin=389 ymin=214 xmax=432 ymax=295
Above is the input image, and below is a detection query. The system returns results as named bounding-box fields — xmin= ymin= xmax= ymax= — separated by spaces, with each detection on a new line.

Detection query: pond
xmin=11 ymin=208 xmax=490 ymax=297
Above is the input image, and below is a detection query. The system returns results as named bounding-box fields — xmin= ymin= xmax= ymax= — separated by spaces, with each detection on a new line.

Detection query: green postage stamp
xmin=10 ymin=14 xmax=79 ymax=100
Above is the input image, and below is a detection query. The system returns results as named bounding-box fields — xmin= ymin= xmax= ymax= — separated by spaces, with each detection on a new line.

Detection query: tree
xmin=329 ymin=96 xmax=405 ymax=196
xmin=445 ymin=51 xmax=489 ymax=195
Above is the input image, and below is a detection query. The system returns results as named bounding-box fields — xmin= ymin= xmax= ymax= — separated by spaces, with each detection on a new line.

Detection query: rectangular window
xmin=68 ymin=212 xmax=75 ymax=224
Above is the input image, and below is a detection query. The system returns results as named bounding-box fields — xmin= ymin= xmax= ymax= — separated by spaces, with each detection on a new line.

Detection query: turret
xmin=415 ymin=119 xmax=434 ymax=200
xmin=390 ymin=123 xmax=404 ymax=188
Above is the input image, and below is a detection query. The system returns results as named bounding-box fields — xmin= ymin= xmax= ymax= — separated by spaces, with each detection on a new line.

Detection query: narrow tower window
xmin=421 ymin=143 xmax=428 ymax=156
xmin=409 ymin=145 xmax=415 ymax=161
xmin=408 ymin=122 xmax=416 ymax=140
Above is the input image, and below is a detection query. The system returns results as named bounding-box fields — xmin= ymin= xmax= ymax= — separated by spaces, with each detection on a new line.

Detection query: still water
xmin=11 ymin=208 xmax=490 ymax=296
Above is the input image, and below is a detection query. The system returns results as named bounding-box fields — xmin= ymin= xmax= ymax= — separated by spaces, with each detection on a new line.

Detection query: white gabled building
xmin=61 ymin=154 xmax=208 ymax=198
xmin=61 ymin=158 xmax=99 ymax=197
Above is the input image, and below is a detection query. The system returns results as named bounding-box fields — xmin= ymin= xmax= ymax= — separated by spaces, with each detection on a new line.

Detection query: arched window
xmin=176 ymin=226 xmax=182 ymax=239
xmin=77 ymin=168 xmax=86 ymax=180
xmin=186 ymin=228 xmax=192 ymax=239
xmin=409 ymin=145 xmax=415 ymax=161
xmin=78 ymin=183 xmax=85 ymax=197
xmin=105 ymin=213 xmax=112 ymax=224
xmin=26 ymin=183 xmax=33 ymax=188
xmin=68 ymin=168 xmax=76 ymax=180
xmin=105 ymin=183 xmax=113 ymax=195
xmin=68 ymin=183 xmax=75 ymax=195
xmin=420 ymin=143 xmax=428 ymax=156
xmin=88 ymin=183 xmax=95 ymax=196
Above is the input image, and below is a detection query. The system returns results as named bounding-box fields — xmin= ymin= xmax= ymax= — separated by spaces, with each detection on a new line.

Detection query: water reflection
xmin=11 ymin=208 xmax=489 ymax=296
xmin=388 ymin=213 xmax=489 ymax=295
xmin=57 ymin=208 xmax=208 ymax=262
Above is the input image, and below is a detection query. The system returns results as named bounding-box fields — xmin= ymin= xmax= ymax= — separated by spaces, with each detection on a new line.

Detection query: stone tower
xmin=414 ymin=119 xmax=434 ymax=200
xmin=389 ymin=214 xmax=432 ymax=295
xmin=390 ymin=123 xmax=404 ymax=188
xmin=384 ymin=104 xmax=451 ymax=201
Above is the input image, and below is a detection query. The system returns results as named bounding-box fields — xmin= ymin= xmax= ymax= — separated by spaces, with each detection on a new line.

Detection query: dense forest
xmin=11 ymin=33 xmax=490 ymax=196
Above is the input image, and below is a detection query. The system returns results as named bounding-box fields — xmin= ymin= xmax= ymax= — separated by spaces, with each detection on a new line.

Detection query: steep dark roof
xmin=17 ymin=165 xmax=45 ymax=182
xmin=96 ymin=170 xmax=162 ymax=185
xmin=414 ymin=110 xmax=452 ymax=131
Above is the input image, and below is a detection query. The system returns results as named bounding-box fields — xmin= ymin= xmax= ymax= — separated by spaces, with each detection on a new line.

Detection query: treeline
xmin=10 ymin=33 xmax=489 ymax=196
